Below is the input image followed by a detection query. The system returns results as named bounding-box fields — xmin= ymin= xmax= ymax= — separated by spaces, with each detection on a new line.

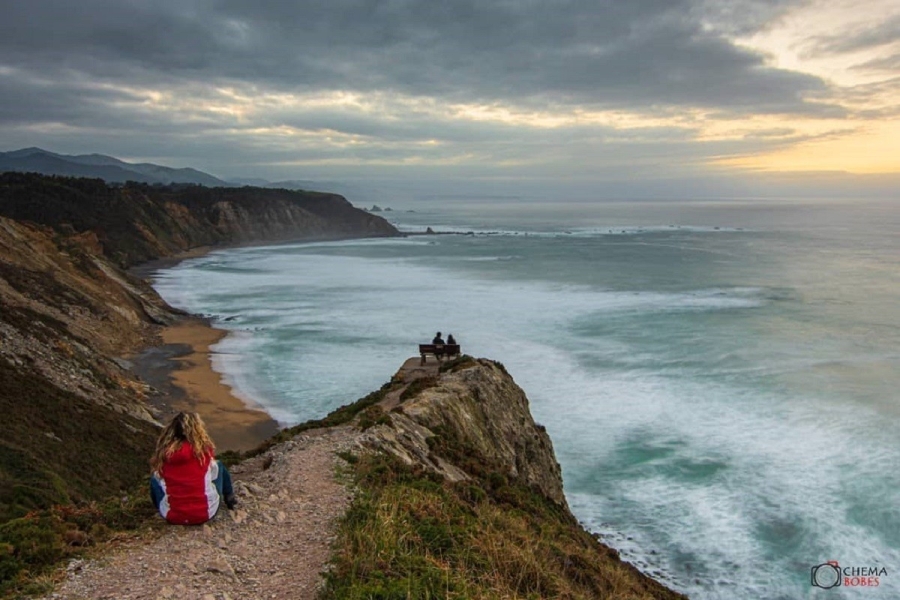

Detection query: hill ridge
xmin=0 ymin=147 xmax=227 ymax=186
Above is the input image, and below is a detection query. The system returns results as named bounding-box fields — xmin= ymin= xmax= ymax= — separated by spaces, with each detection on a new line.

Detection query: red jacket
xmin=157 ymin=443 xmax=220 ymax=525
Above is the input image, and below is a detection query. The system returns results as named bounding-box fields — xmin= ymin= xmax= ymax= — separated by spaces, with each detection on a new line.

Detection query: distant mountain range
xmin=0 ymin=147 xmax=397 ymax=203
xmin=0 ymin=147 xmax=227 ymax=186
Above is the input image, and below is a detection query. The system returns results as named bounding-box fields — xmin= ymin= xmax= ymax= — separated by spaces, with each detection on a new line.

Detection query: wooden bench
xmin=419 ymin=344 xmax=461 ymax=364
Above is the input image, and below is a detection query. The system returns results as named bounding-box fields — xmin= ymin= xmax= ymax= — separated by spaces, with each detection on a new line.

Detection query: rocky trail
xmin=42 ymin=359 xmax=443 ymax=600
xmin=43 ymin=426 xmax=359 ymax=600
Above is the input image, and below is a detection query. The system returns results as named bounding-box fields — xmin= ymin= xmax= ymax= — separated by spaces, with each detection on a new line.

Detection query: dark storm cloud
xmin=0 ymin=0 xmax=832 ymax=117
xmin=3 ymin=0 xmax=869 ymax=187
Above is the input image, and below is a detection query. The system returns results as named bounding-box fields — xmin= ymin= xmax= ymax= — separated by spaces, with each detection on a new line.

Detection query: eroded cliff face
xmin=0 ymin=216 xmax=165 ymax=520
xmin=361 ymin=358 xmax=568 ymax=508
xmin=0 ymin=216 xmax=168 ymax=419
xmin=0 ymin=173 xmax=398 ymax=267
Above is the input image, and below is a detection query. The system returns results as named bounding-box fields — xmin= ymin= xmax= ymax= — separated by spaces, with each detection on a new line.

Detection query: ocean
xmin=151 ymin=196 xmax=900 ymax=599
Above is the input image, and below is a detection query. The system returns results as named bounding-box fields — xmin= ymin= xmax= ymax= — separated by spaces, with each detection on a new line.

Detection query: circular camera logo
xmin=812 ymin=561 xmax=842 ymax=589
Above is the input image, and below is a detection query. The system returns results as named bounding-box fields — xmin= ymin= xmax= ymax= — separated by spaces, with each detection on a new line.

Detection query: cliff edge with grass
xmin=316 ymin=356 xmax=686 ymax=598
xmin=256 ymin=356 xmax=685 ymax=597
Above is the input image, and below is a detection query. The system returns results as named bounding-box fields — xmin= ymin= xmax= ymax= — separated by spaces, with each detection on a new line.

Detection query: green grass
xmin=321 ymin=368 xmax=686 ymax=599
xmin=0 ymin=360 xmax=157 ymax=524
xmin=0 ymin=355 xmax=160 ymax=598
xmin=438 ymin=355 xmax=479 ymax=374
xmin=322 ymin=452 xmax=686 ymax=600
xmin=0 ymin=487 xmax=160 ymax=598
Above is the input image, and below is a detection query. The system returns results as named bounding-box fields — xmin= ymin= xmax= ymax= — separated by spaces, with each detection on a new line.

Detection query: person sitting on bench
xmin=432 ymin=331 xmax=445 ymax=344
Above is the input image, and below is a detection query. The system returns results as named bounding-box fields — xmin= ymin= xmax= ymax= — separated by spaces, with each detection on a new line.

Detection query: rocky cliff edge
xmin=322 ymin=356 xmax=686 ymax=599
xmin=362 ymin=357 xmax=567 ymax=507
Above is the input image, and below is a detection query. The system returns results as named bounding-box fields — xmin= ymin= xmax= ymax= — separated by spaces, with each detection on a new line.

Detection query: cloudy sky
xmin=1 ymin=0 xmax=898 ymax=196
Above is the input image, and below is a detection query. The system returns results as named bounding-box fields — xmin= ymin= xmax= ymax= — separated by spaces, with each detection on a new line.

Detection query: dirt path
xmin=44 ymin=358 xmax=441 ymax=600
xmin=44 ymin=426 xmax=358 ymax=600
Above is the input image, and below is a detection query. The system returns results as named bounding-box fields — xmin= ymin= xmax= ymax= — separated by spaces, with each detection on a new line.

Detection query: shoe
xmin=225 ymin=494 xmax=237 ymax=510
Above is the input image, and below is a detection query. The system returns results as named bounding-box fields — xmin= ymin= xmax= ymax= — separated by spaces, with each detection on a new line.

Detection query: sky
xmin=1 ymin=0 xmax=899 ymax=198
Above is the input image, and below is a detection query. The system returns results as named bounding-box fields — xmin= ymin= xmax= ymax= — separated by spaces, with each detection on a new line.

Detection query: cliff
xmin=0 ymin=215 xmax=167 ymax=523
xmin=34 ymin=357 xmax=684 ymax=599
xmin=0 ymin=172 xmax=398 ymax=524
xmin=320 ymin=357 xmax=686 ymax=599
xmin=0 ymin=172 xmax=397 ymax=267
xmin=361 ymin=359 xmax=567 ymax=507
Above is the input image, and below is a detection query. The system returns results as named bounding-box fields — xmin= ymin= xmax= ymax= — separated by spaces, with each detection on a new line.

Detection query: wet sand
xmin=133 ymin=318 xmax=280 ymax=453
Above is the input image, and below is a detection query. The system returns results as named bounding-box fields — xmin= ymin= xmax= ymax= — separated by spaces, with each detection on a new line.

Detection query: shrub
xmin=0 ymin=491 xmax=158 ymax=598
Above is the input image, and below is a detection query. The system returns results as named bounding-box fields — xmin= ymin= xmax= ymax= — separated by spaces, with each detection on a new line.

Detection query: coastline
xmin=127 ymin=245 xmax=216 ymax=280
xmin=132 ymin=317 xmax=280 ymax=452
xmin=130 ymin=245 xmax=281 ymax=452
xmin=126 ymin=233 xmax=404 ymax=453
xmin=127 ymin=233 xmax=459 ymax=453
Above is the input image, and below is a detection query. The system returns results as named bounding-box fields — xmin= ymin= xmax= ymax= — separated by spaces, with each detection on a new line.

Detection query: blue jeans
xmin=212 ymin=460 xmax=234 ymax=499
xmin=150 ymin=460 xmax=233 ymax=510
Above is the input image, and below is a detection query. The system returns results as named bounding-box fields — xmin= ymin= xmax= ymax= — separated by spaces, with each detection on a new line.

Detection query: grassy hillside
xmin=0 ymin=359 xmax=157 ymax=523
xmin=325 ymin=454 xmax=685 ymax=599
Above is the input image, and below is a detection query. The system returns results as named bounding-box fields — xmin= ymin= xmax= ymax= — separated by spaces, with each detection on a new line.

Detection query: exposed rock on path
xmin=44 ymin=426 xmax=358 ymax=600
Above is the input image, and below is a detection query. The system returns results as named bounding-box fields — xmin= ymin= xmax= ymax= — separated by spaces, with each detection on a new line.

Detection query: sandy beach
xmin=134 ymin=318 xmax=280 ymax=452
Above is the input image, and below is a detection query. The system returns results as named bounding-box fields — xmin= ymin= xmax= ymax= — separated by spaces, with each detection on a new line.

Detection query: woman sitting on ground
xmin=150 ymin=412 xmax=236 ymax=525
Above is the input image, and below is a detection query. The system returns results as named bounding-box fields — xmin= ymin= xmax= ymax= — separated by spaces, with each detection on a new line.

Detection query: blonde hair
xmin=150 ymin=412 xmax=216 ymax=473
